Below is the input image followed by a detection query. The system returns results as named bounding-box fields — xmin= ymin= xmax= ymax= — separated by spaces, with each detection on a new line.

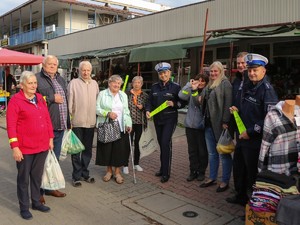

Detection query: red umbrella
xmin=0 ymin=48 xmax=43 ymax=66
xmin=0 ymin=48 xmax=44 ymax=109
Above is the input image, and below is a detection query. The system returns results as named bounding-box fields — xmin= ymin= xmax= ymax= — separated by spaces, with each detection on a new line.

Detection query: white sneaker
xmin=123 ymin=166 xmax=129 ymax=174
xmin=134 ymin=165 xmax=143 ymax=172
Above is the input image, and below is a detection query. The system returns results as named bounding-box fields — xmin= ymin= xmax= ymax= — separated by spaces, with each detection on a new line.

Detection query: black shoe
xmin=20 ymin=210 xmax=33 ymax=220
xmin=155 ymin=171 xmax=162 ymax=177
xmin=32 ymin=204 xmax=51 ymax=213
xmin=81 ymin=177 xmax=95 ymax=183
xmin=197 ymin=173 xmax=205 ymax=181
xmin=216 ymin=184 xmax=229 ymax=192
xmin=199 ymin=180 xmax=216 ymax=188
xmin=72 ymin=180 xmax=82 ymax=187
xmin=226 ymin=195 xmax=247 ymax=206
xmin=186 ymin=171 xmax=198 ymax=182
xmin=161 ymin=176 xmax=169 ymax=183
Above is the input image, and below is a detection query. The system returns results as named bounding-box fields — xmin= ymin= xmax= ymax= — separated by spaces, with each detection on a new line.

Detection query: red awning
xmin=0 ymin=48 xmax=43 ymax=66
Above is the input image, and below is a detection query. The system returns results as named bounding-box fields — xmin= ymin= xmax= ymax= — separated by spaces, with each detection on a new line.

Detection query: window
xmin=216 ymin=46 xmax=238 ymax=59
xmin=274 ymin=41 xmax=300 ymax=56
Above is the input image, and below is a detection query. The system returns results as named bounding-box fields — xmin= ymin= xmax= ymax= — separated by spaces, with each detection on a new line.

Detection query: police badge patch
xmin=247 ymin=54 xmax=253 ymax=62
xmin=254 ymin=124 xmax=261 ymax=133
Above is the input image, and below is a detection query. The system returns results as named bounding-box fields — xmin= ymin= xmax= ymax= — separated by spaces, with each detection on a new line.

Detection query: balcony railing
xmin=4 ymin=27 xmax=82 ymax=47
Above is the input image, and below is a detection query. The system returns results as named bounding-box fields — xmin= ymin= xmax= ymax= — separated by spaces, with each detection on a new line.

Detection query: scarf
xmin=130 ymin=89 xmax=142 ymax=105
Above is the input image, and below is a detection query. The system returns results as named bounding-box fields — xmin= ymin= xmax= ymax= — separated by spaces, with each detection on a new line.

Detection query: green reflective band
xmin=182 ymin=90 xmax=189 ymax=95
xmin=233 ymin=111 xmax=246 ymax=134
xmin=149 ymin=101 xmax=169 ymax=118
xmin=192 ymin=91 xmax=198 ymax=97
xmin=122 ymin=75 xmax=129 ymax=92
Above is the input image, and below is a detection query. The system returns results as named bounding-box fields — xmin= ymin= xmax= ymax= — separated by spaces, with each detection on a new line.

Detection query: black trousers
xmin=17 ymin=150 xmax=48 ymax=211
xmin=154 ymin=119 xmax=177 ymax=177
xmin=125 ymin=124 xmax=143 ymax=166
xmin=185 ymin=127 xmax=208 ymax=175
xmin=233 ymin=145 xmax=260 ymax=200
xmin=71 ymin=127 xmax=95 ymax=181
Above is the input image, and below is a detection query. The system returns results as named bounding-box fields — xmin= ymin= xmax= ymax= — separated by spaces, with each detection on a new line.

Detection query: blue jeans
xmin=53 ymin=130 xmax=65 ymax=160
xmin=205 ymin=127 xmax=232 ymax=183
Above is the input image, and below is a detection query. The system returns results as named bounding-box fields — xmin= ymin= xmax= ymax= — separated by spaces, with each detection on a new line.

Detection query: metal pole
xmin=42 ymin=0 xmax=45 ymax=40
xmin=129 ymin=134 xmax=137 ymax=184
xmin=137 ymin=62 xmax=140 ymax=76
xmin=200 ymin=8 xmax=209 ymax=74
xmin=70 ymin=4 xmax=72 ymax=33
xmin=229 ymin=41 xmax=234 ymax=81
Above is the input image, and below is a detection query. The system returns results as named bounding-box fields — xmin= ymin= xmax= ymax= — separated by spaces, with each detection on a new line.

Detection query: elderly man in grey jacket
xmin=68 ymin=61 xmax=99 ymax=187
xmin=36 ymin=55 xmax=70 ymax=200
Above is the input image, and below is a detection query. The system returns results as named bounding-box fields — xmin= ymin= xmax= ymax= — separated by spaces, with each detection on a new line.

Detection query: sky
xmin=0 ymin=0 xmax=203 ymax=15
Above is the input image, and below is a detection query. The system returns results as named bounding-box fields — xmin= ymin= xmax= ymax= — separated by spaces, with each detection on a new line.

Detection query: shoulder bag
xmin=97 ymin=114 xmax=121 ymax=143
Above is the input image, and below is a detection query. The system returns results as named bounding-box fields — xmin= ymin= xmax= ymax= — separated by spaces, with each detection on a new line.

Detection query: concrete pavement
xmin=0 ymin=113 xmax=244 ymax=225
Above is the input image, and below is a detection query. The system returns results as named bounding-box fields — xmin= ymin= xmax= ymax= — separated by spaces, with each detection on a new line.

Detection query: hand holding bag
xmin=41 ymin=151 xmax=65 ymax=190
xmin=216 ymin=129 xmax=235 ymax=154
xmin=97 ymin=114 xmax=121 ymax=143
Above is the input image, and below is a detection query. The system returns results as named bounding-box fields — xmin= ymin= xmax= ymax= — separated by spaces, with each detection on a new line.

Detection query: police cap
xmin=155 ymin=62 xmax=171 ymax=73
xmin=245 ymin=53 xmax=268 ymax=68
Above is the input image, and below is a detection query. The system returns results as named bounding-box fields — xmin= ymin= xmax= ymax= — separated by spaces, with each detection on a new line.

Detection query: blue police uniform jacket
xmin=235 ymin=76 xmax=278 ymax=148
xmin=146 ymin=80 xmax=184 ymax=125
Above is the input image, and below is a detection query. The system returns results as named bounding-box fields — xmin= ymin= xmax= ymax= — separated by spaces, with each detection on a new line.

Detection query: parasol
xmin=0 ymin=47 xmax=44 ymax=109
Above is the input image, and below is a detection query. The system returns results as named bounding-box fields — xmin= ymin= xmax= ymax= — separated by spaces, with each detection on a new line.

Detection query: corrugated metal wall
xmin=49 ymin=0 xmax=300 ymax=56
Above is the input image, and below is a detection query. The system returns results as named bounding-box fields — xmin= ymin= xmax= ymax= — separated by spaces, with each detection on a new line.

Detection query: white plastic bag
xmin=41 ymin=151 xmax=65 ymax=190
xmin=60 ymin=130 xmax=71 ymax=161
xmin=139 ymin=122 xmax=159 ymax=159
xmin=216 ymin=129 xmax=235 ymax=154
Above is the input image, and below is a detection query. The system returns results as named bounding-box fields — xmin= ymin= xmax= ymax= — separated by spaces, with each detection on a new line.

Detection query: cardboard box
xmin=245 ymin=204 xmax=277 ymax=225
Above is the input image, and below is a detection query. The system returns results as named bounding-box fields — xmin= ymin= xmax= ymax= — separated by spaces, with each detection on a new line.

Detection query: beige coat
xmin=68 ymin=78 xmax=99 ymax=128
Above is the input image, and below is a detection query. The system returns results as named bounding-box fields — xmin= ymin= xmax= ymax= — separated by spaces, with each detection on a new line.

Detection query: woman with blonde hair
xmin=199 ymin=61 xmax=233 ymax=192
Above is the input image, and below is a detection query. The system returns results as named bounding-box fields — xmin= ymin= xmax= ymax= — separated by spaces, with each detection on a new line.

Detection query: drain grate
xmin=182 ymin=211 xmax=198 ymax=218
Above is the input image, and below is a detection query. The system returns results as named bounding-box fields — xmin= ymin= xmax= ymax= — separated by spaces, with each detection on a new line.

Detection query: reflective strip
xmin=9 ymin=138 xmax=18 ymax=143
xmin=149 ymin=101 xmax=169 ymax=117
xmin=182 ymin=90 xmax=189 ymax=95
xmin=192 ymin=91 xmax=198 ymax=97
xmin=233 ymin=111 xmax=246 ymax=134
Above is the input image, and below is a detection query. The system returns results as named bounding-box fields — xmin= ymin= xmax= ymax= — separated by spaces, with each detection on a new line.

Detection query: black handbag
xmin=97 ymin=115 xmax=121 ymax=143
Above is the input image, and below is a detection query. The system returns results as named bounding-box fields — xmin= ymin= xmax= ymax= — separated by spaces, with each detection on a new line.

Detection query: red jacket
xmin=6 ymin=90 xmax=54 ymax=154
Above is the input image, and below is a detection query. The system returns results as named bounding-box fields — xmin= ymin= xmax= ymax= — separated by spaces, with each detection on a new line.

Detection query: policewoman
xmin=146 ymin=62 xmax=185 ymax=183
xmin=226 ymin=54 xmax=278 ymax=206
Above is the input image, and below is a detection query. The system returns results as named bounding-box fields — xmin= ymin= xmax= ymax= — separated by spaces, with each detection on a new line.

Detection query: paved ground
xmin=0 ymin=112 xmax=245 ymax=225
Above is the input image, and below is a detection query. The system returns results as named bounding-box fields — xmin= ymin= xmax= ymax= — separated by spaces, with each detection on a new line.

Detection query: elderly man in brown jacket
xmin=68 ymin=60 xmax=99 ymax=187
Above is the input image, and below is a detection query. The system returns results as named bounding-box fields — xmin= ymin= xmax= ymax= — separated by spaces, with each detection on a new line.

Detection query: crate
xmin=245 ymin=204 xmax=277 ymax=225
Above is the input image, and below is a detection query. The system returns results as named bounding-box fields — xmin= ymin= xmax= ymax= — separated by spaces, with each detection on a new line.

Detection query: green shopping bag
xmin=67 ymin=130 xmax=85 ymax=154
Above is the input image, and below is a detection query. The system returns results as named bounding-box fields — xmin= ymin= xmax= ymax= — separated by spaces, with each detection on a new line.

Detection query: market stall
xmin=0 ymin=48 xmax=43 ymax=111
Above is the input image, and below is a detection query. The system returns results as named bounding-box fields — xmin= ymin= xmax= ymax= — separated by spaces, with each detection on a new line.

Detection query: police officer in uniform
xmin=226 ymin=54 xmax=278 ymax=206
xmin=146 ymin=62 xmax=185 ymax=183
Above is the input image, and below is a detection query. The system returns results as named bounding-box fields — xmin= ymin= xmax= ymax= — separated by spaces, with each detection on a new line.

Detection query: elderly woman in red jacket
xmin=6 ymin=71 xmax=54 ymax=220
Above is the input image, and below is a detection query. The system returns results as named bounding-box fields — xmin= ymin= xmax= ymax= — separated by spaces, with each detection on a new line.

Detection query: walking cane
xmin=128 ymin=134 xmax=137 ymax=184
